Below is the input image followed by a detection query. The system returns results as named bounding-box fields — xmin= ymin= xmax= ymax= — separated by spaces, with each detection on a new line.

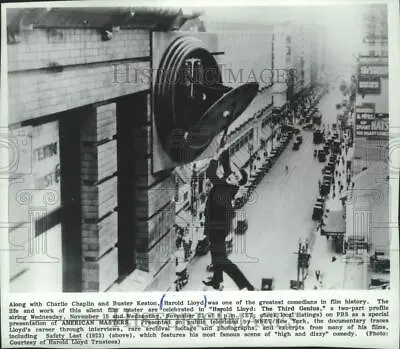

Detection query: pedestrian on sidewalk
xmin=202 ymin=148 xmax=256 ymax=291
xmin=285 ymin=165 xmax=289 ymax=174
xmin=315 ymin=270 xmax=321 ymax=281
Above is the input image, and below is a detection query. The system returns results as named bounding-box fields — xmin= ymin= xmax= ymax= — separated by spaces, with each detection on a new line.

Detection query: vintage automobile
xmin=290 ymin=280 xmax=304 ymax=290
xmin=283 ymin=124 xmax=301 ymax=135
xmin=313 ymin=114 xmax=322 ymax=126
xmin=332 ymin=140 xmax=341 ymax=154
xmin=261 ymin=278 xmax=275 ymax=291
xmin=292 ymin=140 xmax=300 ymax=150
xmin=303 ymin=122 xmax=313 ymax=130
xmin=313 ymin=130 xmax=324 ymax=144
xmin=371 ymin=252 xmax=390 ymax=273
xmin=312 ymin=202 xmax=323 ymax=220
xmin=318 ymin=150 xmax=327 ymax=162
xmin=296 ymin=135 xmax=303 ymax=144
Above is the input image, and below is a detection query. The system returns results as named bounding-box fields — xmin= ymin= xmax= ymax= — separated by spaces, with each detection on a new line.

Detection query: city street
xmin=184 ymin=84 xmax=345 ymax=291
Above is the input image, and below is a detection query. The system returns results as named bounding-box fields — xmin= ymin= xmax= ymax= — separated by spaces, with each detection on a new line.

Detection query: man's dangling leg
xmin=221 ymin=257 xmax=255 ymax=290
xmin=203 ymin=243 xmax=224 ymax=289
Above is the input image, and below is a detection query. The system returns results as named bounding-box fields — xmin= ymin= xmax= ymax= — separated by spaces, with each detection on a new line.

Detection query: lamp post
xmin=294 ymin=238 xmax=310 ymax=290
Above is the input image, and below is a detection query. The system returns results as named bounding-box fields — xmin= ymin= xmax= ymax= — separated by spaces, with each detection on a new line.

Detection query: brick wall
xmin=8 ymin=28 xmax=150 ymax=125
xmin=130 ymin=92 xmax=177 ymax=281
xmin=80 ymin=103 xmax=119 ymax=292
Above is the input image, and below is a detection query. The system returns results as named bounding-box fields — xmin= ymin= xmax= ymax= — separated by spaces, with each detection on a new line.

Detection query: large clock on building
xmin=153 ymin=35 xmax=259 ymax=166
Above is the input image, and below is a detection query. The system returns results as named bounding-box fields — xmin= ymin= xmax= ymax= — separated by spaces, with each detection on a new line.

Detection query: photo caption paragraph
xmin=6 ymin=295 xmax=391 ymax=347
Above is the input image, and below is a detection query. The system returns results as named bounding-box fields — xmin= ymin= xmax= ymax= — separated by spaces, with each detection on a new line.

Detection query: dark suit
xmin=204 ymin=150 xmax=253 ymax=290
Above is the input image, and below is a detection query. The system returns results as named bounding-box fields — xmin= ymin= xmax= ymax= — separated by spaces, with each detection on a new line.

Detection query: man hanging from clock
xmin=202 ymin=136 xmax=256 ymax=291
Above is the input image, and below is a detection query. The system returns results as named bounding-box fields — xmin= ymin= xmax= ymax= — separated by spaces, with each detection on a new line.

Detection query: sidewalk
xmin=304 ymin=143 xmax=368 ymax=290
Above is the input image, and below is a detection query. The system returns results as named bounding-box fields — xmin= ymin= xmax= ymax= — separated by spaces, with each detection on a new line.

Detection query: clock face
xmin=154 ymin=36 xmax=223 ymax=163
xmin=154 ymin=35 xmax=259 ymax=165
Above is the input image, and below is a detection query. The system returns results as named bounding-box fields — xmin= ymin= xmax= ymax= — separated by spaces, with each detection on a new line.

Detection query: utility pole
xmin=294 ymin=238 xmax=310 ymax=290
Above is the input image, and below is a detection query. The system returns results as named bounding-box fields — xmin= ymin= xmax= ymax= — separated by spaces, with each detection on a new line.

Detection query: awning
xmin=175 ymin=210 xmax=193 ymax=229
xmin=323 ymin=210 xmax=346 ymax=236
xmin=232 ymin=151 xmax=248 ymax=169
xmin=261 ymin=127 xmax=273 ymax=140
xmin=174 ymin=165 xmax=192 ymax=184
xmin=7 ymin=7 xmax=198 ymax=31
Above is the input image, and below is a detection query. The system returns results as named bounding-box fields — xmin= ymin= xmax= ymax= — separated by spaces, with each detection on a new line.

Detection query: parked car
xmin=292 ymin=141 xmax=300 ymax=150
xmin=293 ymin=128 xmax=301 ymax=135
xmin=283 ymin=124 xmax=300 ymax=135
xmin=313 ymin=130 xmax=324 ymax=144
xmin=303 ymin=122 xmax=313 ymax=130
xmin=318 ymin=150 xmax=326 ymax=162
xmin=296 ymin=135 xmax=303 ymax=144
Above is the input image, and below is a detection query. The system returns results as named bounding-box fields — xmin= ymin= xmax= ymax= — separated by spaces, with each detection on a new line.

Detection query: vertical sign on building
xmin=355 ymin=103 xmax=388 ymax=138
xmin=32 ymin=121 xmax=61 ymax=198
xmin=10 ymin=121 xmax=62 ymax=292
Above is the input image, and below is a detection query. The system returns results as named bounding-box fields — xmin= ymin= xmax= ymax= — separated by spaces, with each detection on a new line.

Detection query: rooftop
xmin=6 ymin=7 xmax=200 ymax=31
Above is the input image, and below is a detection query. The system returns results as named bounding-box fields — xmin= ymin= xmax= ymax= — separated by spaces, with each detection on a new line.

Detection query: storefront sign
xmin=355 ymin=111 xmax=388 ymax=138
xmin=359 ymin=64 xmax=388 ymax=77
xmin=358 ymin=56 xmax=388 ymax=65
xmin=32 ymin=121 xmax=61 ymax=194
xmin=355 ymin=103 xmax=375 ymax=115
xmin=358 ymin=77 xmax=381 ymax=95
xmin=9 ymin=121 xmax=61 ymax=226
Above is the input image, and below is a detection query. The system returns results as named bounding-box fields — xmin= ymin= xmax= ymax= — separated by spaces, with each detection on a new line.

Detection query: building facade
xmin=346 ymin=3 xmax=389 ymax=261
xmin=6 ymin=8 xmax=328 ymax=293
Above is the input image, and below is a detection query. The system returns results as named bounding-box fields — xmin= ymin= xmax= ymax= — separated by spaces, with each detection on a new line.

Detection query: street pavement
xmin=183 ymin=84 xmax=356 ymax=291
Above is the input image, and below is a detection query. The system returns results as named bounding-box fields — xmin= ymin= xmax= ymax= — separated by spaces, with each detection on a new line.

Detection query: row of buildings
xmin=344 ymin=4 xmax=390 ymax=283
xmin=174 ymin=17 xmax=328 ymax=219
xmin=5 ymin=7 xmax=327 ymax=293
xmin=172 ymin=19 xmax=329 ymax=287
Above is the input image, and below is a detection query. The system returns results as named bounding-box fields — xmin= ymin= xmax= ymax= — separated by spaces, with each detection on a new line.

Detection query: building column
xmin=80 ymin=103 xmax=119 ymax=292
xmin=131 ymin=93 xmax=177 ymax=290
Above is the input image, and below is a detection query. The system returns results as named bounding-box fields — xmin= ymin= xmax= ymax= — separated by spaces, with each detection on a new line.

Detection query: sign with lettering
xmin=358 ymin=77 xmax=381 ymax=95
xmin=32 ymin=121 xmax=61 ymax=194
xmin=355 ymin=105 xmax=388 ymax=138
xmin=9 ymin=121 xmax=61 ymax=227
xmin=355 ymin=103 xmax=375 ymax=115
xmin=358 ymin=56 xmax=388 ymax=65
xmin=359 ymin=64 xmax=388 ymax=77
